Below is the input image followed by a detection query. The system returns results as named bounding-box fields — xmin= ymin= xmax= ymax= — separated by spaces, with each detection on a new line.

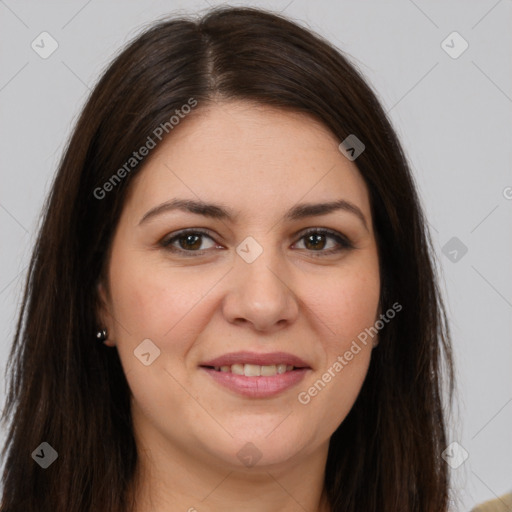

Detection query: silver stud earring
xmin=96 ymin=329 xmax=108 ymax=342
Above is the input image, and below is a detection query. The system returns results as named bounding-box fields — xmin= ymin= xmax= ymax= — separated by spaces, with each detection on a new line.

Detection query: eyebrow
xmin=138 ymin=198 xmax=369 ymax=231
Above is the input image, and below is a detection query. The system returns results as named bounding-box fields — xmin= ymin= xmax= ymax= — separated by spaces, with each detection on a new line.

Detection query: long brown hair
xmin=0 ymin=6 xmax=454 ymax=511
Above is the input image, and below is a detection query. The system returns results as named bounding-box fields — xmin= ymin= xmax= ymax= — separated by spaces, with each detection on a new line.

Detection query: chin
xmin=209 ymin=424 xmax=312 ymax=469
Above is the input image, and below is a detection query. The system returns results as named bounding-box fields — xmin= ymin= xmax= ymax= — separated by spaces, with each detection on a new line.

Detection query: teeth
xmin=231 ymin=364 xmax=245 ymax=375
xmin=244 ymin=364 xmax=261 ymax=377
xmin=260 ymin=365 xmax=276 ymax=376
xmin=213 ymin=363 xmax=297 ymax=376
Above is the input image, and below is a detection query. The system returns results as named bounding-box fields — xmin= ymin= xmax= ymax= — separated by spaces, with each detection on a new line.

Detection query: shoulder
xmin=471 ymin=492 xmax=512 ymax=512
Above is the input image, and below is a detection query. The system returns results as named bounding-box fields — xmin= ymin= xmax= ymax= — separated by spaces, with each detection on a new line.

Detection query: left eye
xmin=293 ymin=229 xmax=353 ymax=253
xmin=160 ymin=228 xmax=353 ymax=256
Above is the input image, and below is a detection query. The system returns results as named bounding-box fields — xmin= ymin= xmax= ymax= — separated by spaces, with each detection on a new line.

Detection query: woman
xmin=0 ymin=6 xmax=455 ymax=512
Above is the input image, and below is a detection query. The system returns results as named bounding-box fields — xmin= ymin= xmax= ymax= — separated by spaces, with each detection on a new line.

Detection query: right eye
xmin=160 ymin=229 xmax=220 ymax=256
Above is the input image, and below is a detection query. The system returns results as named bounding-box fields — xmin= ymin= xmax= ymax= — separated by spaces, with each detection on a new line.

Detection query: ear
xmin=96 ymin=281 xmax=116 ymax=347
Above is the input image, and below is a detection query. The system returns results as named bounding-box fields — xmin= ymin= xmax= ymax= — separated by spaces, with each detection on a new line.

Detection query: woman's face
xmin=99 ymin=100 xmax=380 ymax=470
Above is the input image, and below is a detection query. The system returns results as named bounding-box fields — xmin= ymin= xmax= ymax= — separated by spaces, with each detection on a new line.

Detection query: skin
xmin=98 ymin=100 xmax=381 ymax=512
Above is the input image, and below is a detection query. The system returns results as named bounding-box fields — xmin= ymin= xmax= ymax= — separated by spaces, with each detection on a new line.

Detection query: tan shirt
xmin=471 ymin=492 xmax=512 ymax=512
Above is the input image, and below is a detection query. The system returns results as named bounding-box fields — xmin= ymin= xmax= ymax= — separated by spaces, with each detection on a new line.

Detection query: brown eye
xmin=303 ymin=232 xmax=328 ymax=250
xmin=161 ymin=229 xmax=217 ymax=255
xmin=176 ymin=233 xmax=203 ymax=250
xmin=294 ymin=228 xmax=353 ymax=256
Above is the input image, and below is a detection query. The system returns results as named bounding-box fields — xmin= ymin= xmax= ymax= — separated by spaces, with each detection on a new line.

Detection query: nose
xmin=221 ymin=243 xmax=300 ymax=333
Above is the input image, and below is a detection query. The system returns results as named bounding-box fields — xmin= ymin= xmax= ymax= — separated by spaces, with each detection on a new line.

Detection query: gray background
xmin=1 ymin=1 xmax=511 ymax=510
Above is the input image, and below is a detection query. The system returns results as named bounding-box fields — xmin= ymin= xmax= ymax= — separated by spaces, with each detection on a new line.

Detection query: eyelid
xmin=296 ymin=227 xmax=353 ymax=245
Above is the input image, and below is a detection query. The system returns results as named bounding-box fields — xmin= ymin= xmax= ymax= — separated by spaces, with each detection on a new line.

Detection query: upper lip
xmin=200 ymin=351 xmax=311 ymax=368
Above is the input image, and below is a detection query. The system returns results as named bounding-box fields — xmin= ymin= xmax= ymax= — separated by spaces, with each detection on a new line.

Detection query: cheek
xmin=107 ymin=254 xmax=212 ymax=400
xmin=295 ymin=258 xmax=379 ymax=432
xmin=107 ymin=249 xmax=233 ymax=387
xmin=295 ymin=315 xmax=374 ymax=443
xmin=305 ymin=348 xmax=372 ymax=439
xmin=109 ymin=251 xmax=209 ymax=340
xmin=306 ymin=258 xmax=380 ymax=344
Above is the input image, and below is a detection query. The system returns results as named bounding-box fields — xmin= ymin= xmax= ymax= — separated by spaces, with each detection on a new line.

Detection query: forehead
xmin=123 ymin=100 xmax=372 ymax=225
xmin=158 ymin=100 xmax=342 ymax=166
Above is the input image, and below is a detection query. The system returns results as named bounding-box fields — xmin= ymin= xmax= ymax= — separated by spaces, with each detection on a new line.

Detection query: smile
xmin=208 ymin=363 xmax=296 ymax=376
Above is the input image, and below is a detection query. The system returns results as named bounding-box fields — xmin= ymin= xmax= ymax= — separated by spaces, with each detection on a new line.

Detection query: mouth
xmin=199 ymin=351 xmax=312 ymax=398
xmin=201 ymin=363 xmax=301 ymax=377
xmin=200 ymin=350 xmax=311 ymax=370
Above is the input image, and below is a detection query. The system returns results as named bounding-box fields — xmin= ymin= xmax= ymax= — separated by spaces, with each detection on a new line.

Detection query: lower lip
xmin=200 ymin=367 xmax=310 ymax=398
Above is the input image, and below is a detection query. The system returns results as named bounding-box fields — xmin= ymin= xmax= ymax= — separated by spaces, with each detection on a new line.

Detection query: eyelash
xmin=160 ymin=228 xmax=354 ymax=257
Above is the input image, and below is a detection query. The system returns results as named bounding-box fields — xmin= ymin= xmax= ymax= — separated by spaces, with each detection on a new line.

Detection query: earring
xmin=96 ymin=329 xmax=108 ymax=342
